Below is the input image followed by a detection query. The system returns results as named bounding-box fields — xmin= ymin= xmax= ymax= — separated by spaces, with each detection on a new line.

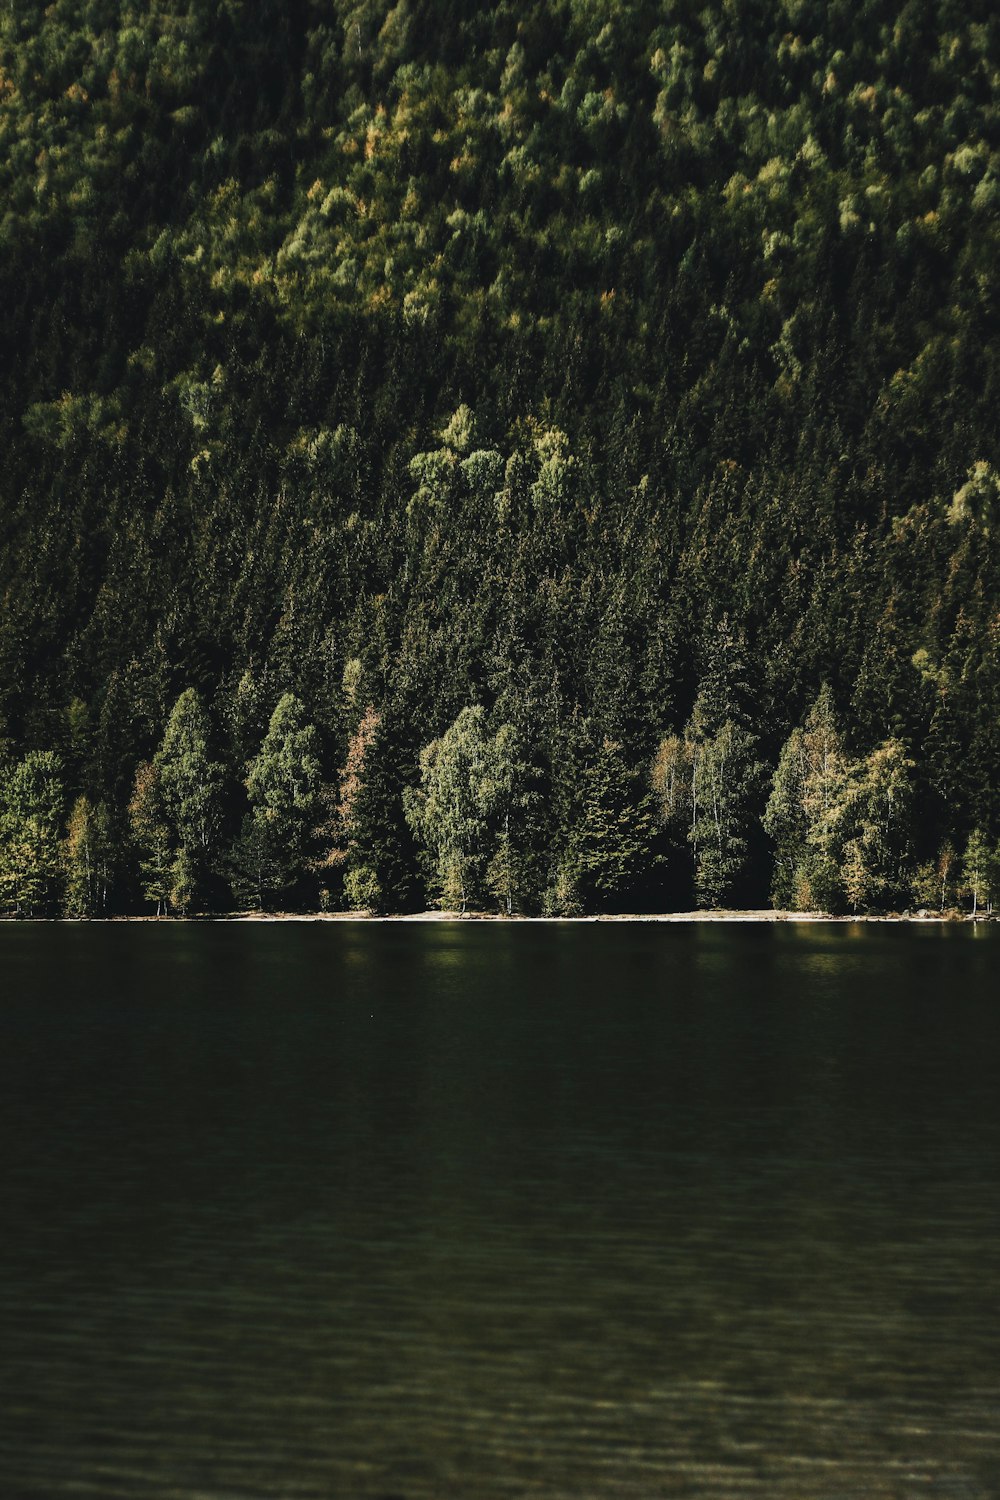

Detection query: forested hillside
xmin=2 ymin=0 xmax=1000 ymax=915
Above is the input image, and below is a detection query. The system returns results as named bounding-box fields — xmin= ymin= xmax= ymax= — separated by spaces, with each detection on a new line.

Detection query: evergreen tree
xmin=337 ymin=706 xmax=421 ymax=914
xmin=656 ymin=626 xmax=766 ymax=909
xmin=153 ymin=689 xmax=226 ymax=912
xmin=764 ymin=686 xmax=848 ymax=910
xmin=564 ymin=738 xmax=660 ymax=913
xmin=481 ymin=723 xmax=539 ymax=915
xmin=230 ymin=693 xmax=321 ymax=909
xmin=128 ymin=762 xmax=174 ymax=917
xmin=326 ymin=703 xmax=382 ymax=911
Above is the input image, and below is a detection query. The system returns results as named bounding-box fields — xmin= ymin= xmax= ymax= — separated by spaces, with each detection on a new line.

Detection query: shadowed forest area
xmin=1 ymin=0 xmax=999 ymax=915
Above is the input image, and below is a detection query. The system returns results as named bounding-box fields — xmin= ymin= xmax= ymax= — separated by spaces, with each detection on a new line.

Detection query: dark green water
xmin=1 ymin=922 xmax=999 ymax=1498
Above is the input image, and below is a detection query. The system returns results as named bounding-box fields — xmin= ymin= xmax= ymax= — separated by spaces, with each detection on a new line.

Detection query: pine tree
xmin=228 ymin=814 xmax=281 ymax=913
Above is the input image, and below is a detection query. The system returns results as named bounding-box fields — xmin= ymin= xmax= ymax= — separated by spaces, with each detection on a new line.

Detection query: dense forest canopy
xmin=1 ymin=0 xmax=1000 ymax=914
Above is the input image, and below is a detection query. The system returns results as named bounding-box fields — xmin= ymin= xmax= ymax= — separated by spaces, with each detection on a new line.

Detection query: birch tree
xmin=64 ymin=796 xmax=114 ymax=917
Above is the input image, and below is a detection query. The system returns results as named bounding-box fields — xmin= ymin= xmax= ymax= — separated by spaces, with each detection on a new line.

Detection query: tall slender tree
xmin=229 ymin=693 xmax=322 ymax=909
xmin=654 ymin=622 xmax=766 ymax=908
xmin=64 ymin=796 xmax=114 ymax=918
xmin=764 ymin=685 xmax=847 ymax=910
xmin=129 ymin=762 xmax=174 ymax=916
xmin=151 ymin=690 xmax=226 ymax=912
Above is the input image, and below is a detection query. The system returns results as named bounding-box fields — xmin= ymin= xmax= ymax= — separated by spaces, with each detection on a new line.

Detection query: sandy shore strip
xmin=5 ymin=907 xmax=994 ymax=924
xmin=40 ymin=908 xmax=988 ymax=923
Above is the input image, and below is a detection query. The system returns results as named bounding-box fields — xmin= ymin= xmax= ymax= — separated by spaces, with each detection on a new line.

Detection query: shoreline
xmin=5 ymin=909 xmax=993 ymax=924
xmin=225 ymin=909 xmax=989 ymax=923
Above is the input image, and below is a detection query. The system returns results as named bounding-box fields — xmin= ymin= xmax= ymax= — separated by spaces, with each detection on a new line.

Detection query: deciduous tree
xmin=0 ymin=752 xmax=67 ymax=916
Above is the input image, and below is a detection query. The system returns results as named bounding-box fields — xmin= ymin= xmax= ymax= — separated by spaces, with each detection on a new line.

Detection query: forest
xmin=1 ymin=0 xmax=1000 ymax=916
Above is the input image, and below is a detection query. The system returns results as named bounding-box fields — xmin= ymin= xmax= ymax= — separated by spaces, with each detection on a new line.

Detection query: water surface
xmin=1 ymin=922 xmax=999 ymax=1497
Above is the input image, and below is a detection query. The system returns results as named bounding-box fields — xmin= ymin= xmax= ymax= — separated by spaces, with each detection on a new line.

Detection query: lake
xmin=1 ymin=921 xmax=999 ymax=1497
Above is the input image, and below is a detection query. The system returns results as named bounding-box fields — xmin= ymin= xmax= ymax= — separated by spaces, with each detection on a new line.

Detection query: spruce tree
xmin=128 ymin=762 xmax=174 ymax=917
xmin=570 ymin=739 xmax=659 ymax=913
xmin=338 ymin=706 xmax=420 ymax=914
xmin=764 ymin=685 xmax=847 ymax=910
xmin=230 ymin=693 xmax=321 ymax=909
xmin=655 ymin=622 xmax=767 ymax=909
xmin=481 ymin=722 xmax=539 ymax=915
xmin=152 ymin=690 xmax=226 ymax=912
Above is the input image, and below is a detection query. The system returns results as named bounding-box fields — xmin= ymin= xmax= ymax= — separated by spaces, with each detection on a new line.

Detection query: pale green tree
xmin=405 ymin=706 xmax=528 ymax=912
xmin=689 ymin=720 xmax=765 ymax=907
xmin=405 ymin=705 xmax=493 ymax=911
xmin=836 ymin=740 xmax=914 ymax=911
xmin=960 ymin=828 xmax=995 ymax=915
xmin=63 ymin=796 xmax=114 ymax=917
xmin=764 ymin=685 xmax=847 ymax=910
xmin=910 ymin=841 xmax=958 ymax=912
xmin=0 ymin=751 xmax=67 ymax=916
